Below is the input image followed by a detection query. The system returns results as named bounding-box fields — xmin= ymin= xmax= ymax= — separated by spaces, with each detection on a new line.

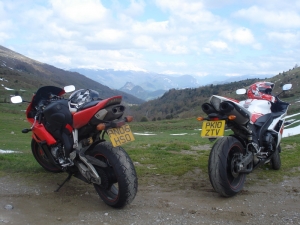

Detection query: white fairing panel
xmin=239 ymin=99 xmax=272 ymax=123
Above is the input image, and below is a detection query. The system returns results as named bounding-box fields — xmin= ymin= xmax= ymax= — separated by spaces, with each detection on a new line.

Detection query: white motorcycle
xmin=198 ymin=83 xmax=292 ymax=197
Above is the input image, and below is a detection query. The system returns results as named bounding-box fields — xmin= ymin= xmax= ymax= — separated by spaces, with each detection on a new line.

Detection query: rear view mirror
xmin=236 ymin=89 xmax=246 ymax=95
xmin=64 ymin=85 xmax=75 ymax=93
xmin=282 ymin=84 xmax=292 ymax=91
xmin=11 ymin=96 xmax=23 ymax=103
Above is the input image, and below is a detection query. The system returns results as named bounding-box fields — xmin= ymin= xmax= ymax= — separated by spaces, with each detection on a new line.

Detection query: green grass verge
xmin=1 ymin=104 xmax=300 ymax=185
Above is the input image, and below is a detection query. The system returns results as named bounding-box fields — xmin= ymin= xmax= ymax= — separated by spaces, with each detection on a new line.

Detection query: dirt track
xmin=1 ymin=170 xmax=300 ymax=225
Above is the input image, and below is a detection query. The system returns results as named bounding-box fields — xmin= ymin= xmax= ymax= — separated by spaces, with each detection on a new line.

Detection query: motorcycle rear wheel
xmin=208 ymin=136 xmax=246 ymax=197
xmin=31 ymin=139 xmax=62 ymax=173
xmin=88 ymin=142 xmax=138 ymax=208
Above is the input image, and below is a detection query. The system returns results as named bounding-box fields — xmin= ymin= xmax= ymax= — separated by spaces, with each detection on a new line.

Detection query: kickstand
xmin=54 ymin=173 xmax=72 ymax=192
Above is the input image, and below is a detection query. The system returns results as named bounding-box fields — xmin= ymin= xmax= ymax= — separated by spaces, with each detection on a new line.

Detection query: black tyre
xmin=87 ymin=142 xmax=138 ymax=208
xmin=208 ymin=136 xmax=246 ymax=197
xmin=270 ymin=144 xmax=281 ymax=170
xmin=31 ymin=139 xmax=62 ymax=173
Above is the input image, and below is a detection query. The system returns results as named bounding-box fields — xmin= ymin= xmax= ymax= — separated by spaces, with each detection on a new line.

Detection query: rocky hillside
xmin=0 ymin=45 xmax=144 ymax=104
xmin=129 ymin=67 xmax=300 ymax=121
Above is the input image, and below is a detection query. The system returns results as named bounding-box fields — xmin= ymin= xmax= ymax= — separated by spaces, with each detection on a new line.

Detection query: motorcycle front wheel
xmin=270 ymin=144 xmax=281 ymax=170
xmin=208 ymin=136 xmax=246 ymax=197
xmin=87 ymin=142 xmax=138 ymax=208
xmin=31 ymin=139 xmax=62 ymax=173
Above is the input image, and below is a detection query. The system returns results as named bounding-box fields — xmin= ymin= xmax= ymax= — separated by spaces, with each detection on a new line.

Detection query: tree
xmin=165 ymin=114 xmax=173 ymax=120
xmin=140 ymin=117 xmax=148 ymax=122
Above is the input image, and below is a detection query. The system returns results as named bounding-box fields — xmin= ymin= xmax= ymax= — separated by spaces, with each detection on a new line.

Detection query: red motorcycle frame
xmin=12 ymin=85 xmax=138 ymax=208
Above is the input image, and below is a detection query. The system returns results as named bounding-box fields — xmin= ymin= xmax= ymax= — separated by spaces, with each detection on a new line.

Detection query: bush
xmin=140 ymin=116 xmax=148 ymax=122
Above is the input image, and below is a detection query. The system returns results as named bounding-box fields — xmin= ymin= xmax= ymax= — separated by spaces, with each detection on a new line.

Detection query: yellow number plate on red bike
xmin=107 ymin=124 xmax=135 ymax=147
xmin=201 ymin=120 xmax=226 ymax=138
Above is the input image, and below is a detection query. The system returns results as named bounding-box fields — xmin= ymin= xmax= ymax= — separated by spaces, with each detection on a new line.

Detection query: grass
xmin=1 ymin=102 xmax=300 ymax=186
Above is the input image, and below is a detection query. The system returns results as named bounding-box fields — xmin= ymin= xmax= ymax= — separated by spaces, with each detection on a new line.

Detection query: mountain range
xmin=0 ymin=44 xmax=298 ymax=123
xmin=70 ymin=68 xmax=274 ymax=101
xmin=0 ymin=45 xmax=144 ymax=105
xmin=69 ymin=68 xmax=204 ymax=100
xmin=69 ymin=68 xmax=200 ymax=90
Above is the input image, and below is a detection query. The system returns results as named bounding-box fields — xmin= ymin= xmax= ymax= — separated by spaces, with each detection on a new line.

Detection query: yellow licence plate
xmin=201 ymin=120 xmax=225 ymax=138
xmin=107 ymin=124 xmax=135 ymax=147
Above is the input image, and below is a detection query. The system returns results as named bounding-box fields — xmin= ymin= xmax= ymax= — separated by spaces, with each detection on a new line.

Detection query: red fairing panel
xmin=250 ymin=113 xmax=264 ymax=123
xmin=32 ymin=124 xmax=57 ymax=145
xmin=225 ymin=97 xmax=239 ymax=103
xmin=72 ymin=96 xmax=122 ymax=129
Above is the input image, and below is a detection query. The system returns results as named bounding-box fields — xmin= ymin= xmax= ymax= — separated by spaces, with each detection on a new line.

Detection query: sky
xmin=1 ymin=0 xmax=300 ymax=79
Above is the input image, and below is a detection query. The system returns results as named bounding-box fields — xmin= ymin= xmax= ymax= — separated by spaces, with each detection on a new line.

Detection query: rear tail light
xmin=97 ymin=123 xmax=106 ymax=130
xmin=228 ymin=115 xmax=236 ymax=120
xmin=197 ymin=117 xmax=204 ymax=121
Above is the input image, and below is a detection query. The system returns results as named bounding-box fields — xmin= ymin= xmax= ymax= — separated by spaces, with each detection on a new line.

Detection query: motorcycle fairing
xmin=251 ymin=110 xmax=286 ymax=148
xmin=73 ymin=96 xmax=122 ymax=129
xmin=32 ymin=123 xmax=57 ymax=145
xmin=239 ymin=99 xmax=272 ymax=124
xmin=26 ymin=86 xmax=66 ymax=119
xmin=32 ymin=86 xmax=65 ymax=109
xmin=25 ymin=86 xmax=70 ymax=148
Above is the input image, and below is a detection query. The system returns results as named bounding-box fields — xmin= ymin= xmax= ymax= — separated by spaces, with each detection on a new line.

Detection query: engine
xmin=262 ymin=132 xmax=275 ymax=151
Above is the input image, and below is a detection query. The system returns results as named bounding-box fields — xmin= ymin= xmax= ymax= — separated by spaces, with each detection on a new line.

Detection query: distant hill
xmin=0 ymin=45 xmax=144 ymax=105
xmin=69 ymin=68 xmax=201 ymax=91
xmin=129 ymin=67 xmax=300 ymax=121
xmin=119 ymin=82 xmax=166 ymax=101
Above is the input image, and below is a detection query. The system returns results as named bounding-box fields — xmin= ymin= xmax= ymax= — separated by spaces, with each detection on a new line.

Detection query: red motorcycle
xmin=11 ymin=85 xmax=138 ymax=208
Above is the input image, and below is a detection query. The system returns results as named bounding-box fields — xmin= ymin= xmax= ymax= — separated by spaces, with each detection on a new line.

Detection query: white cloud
xmin=132 ymin=20 xmax=169 ymax=35
xmin=0 ymin=2 xmax=14 ymax=41
xmin=0 ymin=20 xmax=13 ymax=42
xmin=204 ymin=40 xmax=229 ymax=54
xmin=221 ymin=27 xmax=255 ymax=45
xmin=123 ymin=0 xmax=145 ymax=17
xmin=85 ymin=29 xmax=126 ymax=44
xmin=0 ymin=1 xmax=6 ymax=19
xmin=234 ymin=6 xmax=300 ymax=28
xmin=268 ymin=31 xmax=300 ymax=48
xmin=156 ymin=0 xmax=205 ymax=14
xmin=164 ymin=37 xmax=189 ymax=54
xmin=225 ymin=73 xmax=241 ymax=77
xmin=49 ymin=0 xmax=108 ymax=24
xmin=133 ymin=35 xmax=161 ymax=51
xmin=155 ymin=0 xmax=227 ymax=33
xmin=1 ymin=0 xmax=300 ymax=79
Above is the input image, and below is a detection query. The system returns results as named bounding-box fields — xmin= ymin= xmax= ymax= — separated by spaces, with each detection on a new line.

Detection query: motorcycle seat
xmin=77 ymin=100 xmax=100 ymax=111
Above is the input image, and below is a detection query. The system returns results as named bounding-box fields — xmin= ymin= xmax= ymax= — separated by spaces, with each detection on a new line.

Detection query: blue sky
xmin=1 ymin=0 xmax=300 ymax=80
